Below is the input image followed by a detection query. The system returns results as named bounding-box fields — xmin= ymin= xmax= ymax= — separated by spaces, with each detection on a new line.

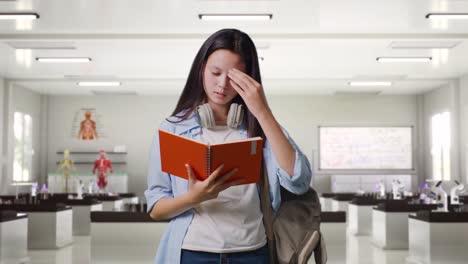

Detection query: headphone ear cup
xmin=227 ymin=103 xmax=244 ymax=129
xmin=227 ymin=104 xmax=237 ymax=128
xmin=236 ymin=104 xmax=244 ymax=128
xmin=197 ymin=104 xmax=216 ymax=129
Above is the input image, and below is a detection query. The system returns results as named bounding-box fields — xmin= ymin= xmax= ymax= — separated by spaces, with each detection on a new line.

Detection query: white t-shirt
xmin=181 ymin=125 xmax=266 ymax=253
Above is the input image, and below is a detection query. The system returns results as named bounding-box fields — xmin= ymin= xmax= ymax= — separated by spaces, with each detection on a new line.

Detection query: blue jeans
xmin=181 ymin=244 xmax=269 ymax=264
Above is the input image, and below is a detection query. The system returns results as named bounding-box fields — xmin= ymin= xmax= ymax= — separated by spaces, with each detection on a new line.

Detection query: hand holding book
xmin=185 ymin=163 xmax=243 ymax=203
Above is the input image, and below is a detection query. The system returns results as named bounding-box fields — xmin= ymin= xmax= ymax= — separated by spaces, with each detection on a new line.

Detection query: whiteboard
xmin=319 ymin=127 xmax=413 ymax=170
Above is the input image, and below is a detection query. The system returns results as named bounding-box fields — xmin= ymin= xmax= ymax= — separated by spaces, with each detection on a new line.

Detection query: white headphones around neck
xmin=196 ymin=103 xmax=244 ymax=129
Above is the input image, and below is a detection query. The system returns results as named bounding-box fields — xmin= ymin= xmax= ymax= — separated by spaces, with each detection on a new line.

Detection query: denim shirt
xmin=145 ymin=111 xmax=312 ymax=264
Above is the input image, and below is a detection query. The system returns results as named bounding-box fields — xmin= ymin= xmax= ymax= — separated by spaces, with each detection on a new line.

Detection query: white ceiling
xmin=1 ymin=0 xmax=468 ymax=95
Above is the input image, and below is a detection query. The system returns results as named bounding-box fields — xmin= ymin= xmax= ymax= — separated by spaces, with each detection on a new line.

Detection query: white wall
xmin=267 ymin=94 xmax=419 ymax=192
xmin=46 ymin=95 xmax=178 ymax=197
xmin=46 ymin=94 xmax=419 ymax=195
xmin=421 ymin=81 xmax=461 ymax=186
xmin=0 ymin=78 xmax=5 ymax=194
xmin=4 ymin=83 xmax=44 ymax=194
xmin=459 ymin=75 xmax=468 ymax=185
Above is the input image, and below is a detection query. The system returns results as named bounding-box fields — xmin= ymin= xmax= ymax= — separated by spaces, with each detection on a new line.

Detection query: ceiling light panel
xmin=376 ymin=57 xmax=432 ymax=62
xmin=91 ymin=90 xmax=137 ymax=95
xmin=199 ymin=14 xmax=273 ymax=21
xmin=348 ymin=81 xmax=392 ymax=87
xmin=36 ymin=57 xmax=91 ymax=63
xmin=0 ymin=12 xmax=39 ymax=20
xmin=7 ymin=41 xmax=76 ymax=50
xmin=426 ymin=13 xmax=468 ymax=19
xmin=335 ymin=91 xmax=382 ymax=96
xmin=64 ymin=75 xmax=117 ymax=80
xmin=352 ymin=75 xmax=407 ymax=80
xmin=77 ymin=81 xmax=121 ymax=87
xmin=389 ymin=41 xmax=461 ymax=49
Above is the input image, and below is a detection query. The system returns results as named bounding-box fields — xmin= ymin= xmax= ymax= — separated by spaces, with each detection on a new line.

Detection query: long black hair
xmin=168 ymin=28 xmax=264 ymax=139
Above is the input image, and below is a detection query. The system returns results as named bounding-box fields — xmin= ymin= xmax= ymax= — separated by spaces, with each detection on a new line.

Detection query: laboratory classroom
xmin=1 ymin=1 xmax=468 ymax=264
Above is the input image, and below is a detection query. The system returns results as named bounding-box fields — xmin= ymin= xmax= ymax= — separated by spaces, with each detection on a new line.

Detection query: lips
xmin=214 ymin=92 xmax=226 ymax=99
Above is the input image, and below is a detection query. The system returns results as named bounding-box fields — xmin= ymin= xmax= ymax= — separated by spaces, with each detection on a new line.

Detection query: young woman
xmin=145 ymin=28 xmax=312 ymax=264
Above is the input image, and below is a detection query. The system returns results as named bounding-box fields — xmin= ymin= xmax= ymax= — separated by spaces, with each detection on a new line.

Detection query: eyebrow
xmin=210 ymin=66 xmax=222 ymax=71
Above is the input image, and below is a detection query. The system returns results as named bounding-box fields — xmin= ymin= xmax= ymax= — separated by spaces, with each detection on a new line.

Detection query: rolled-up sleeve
xmin=144 ymin=121 xmax=174 ymax=213
xmin=264 ymin=127 xmax=312 ymax=195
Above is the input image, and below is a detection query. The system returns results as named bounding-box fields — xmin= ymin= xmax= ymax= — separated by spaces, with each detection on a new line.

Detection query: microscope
xmin=435 ymin=181 xmax=449 ymax=212
xmin=376 ymin=180 xmax=386 ymax=199
xmin=392 ymin=180 xmax=405 ymax=200
xmin=418 ymin=183 xmax=430 ymax=203
xmin=450 ymin=180 xmax=465 ymax=205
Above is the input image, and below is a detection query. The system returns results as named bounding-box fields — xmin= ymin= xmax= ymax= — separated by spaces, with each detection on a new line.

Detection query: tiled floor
xmin=25 ymin=232 xmax=411 ymax=264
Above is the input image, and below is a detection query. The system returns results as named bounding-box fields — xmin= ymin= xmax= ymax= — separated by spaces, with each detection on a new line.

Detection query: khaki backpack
xmin=260 ymin=163 xmax=327 ymax=264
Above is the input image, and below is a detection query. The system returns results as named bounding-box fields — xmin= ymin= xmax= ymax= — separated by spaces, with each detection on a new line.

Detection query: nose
xmin=217 ymin=74 xmax=229 ymax=89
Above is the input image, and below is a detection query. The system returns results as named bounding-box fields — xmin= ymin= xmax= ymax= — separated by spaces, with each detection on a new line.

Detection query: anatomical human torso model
xmin=92 ymin=150 xmax=113 ymax=193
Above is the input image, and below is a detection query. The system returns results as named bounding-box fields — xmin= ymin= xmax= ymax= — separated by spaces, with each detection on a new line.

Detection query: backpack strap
xmin=259 ymin=160 xmax=277 ymax=263
xmin=314 ymin=231 xmax=328 ymax=264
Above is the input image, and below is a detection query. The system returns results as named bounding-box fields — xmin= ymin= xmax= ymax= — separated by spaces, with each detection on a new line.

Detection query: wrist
xmin=183 ymin=191 xmax=202 ymax=207
xmin=256 ymin=109 xmax=273 ymax=124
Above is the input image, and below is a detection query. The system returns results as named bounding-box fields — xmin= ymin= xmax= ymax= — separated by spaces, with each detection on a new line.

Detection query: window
xmin=431 ymin=111 xmax=451 ymax=180
xmin=13 ymin=112 xmax=33 ymax=182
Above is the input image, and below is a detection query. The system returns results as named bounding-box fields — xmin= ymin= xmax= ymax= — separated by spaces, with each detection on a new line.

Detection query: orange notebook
xmin=159 ymin=129 xmax=263 ymax=185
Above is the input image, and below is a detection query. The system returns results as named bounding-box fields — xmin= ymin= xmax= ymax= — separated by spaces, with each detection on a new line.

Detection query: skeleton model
xmin=57 ymin=149 xmax=77 ymax=193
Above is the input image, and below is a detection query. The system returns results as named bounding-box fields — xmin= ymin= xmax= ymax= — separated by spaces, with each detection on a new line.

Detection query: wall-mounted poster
xmin=71 ymin=108 xmax=106 ymax=140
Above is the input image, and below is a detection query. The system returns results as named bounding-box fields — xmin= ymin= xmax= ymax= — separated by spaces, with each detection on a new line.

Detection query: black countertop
xmin=118 ymin=193 xmax=137 ymax=198
xmin=331 ymin=193 xmax=357 ymax=201
xmin=49 ymin=193 xmax=78 ymax=200
xmin=350 ymin=197 xmax=386 ymax=206
xmin=375 ymin=201 xmax=438 ymax=212
xmin=0 ymin=195 xmax=18 ymax=200
xmin=83 ymin=194 xmax=122 ymax=201
xmin=91 ymin=211 xmax=169 ymax=223
xmin=320 ymin=193 xmax=355 ymax=198
xmin=64 ymin=199 xmax=102 ymax=206
xmin=321 ymin=211 xmax=346 ymax=223
xmin=409 ymin=211 xmax=468 ymax=222
xmin=0 ymin=204 xmax=71 ymax=212
xmin=41 ymin=198 xmax=102 ymax=206
xmin=0 ymin=210 xmax=28 ymax=223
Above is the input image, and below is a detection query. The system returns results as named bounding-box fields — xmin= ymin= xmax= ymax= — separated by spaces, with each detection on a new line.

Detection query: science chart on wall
xmin=71 ymin=108 xmax=106 ymax=140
